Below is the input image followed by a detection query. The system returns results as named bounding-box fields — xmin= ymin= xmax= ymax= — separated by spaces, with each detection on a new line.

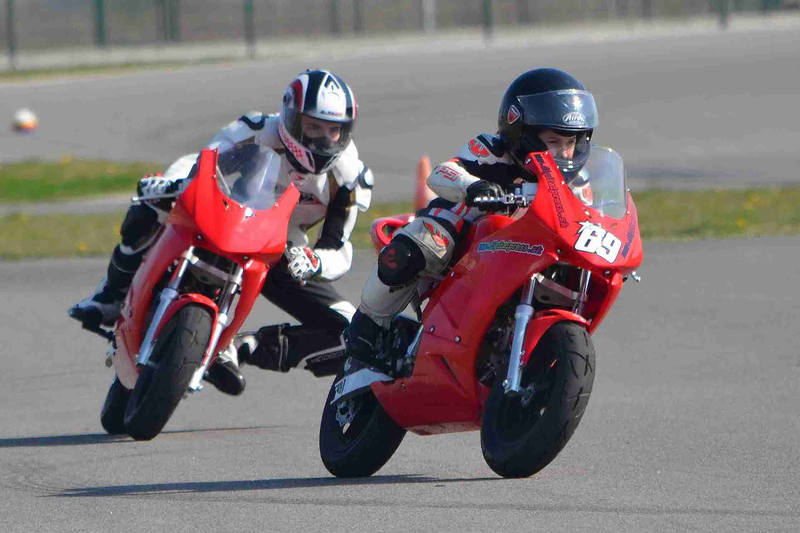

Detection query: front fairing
xmin=173 ymin=148 xmax=299 ymax=256
xmin=526 ymin=146 xmax=642 ymax=273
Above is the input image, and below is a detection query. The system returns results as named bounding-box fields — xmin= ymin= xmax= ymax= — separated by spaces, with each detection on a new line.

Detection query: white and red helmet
xmin=279 ymin=69 xmax=357 ymax=174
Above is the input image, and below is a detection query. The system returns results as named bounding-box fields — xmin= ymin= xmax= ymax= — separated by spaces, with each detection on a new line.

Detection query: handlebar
xmin=471 ymin=184 xmax=537 ymax=211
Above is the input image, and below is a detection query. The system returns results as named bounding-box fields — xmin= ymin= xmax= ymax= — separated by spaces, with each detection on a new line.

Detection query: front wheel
xmin=124 ymin=304 xmax=212 ymax=441
xmin=319 ymin=373 xmax=406 ymax=477
xmin=100 ymin=377 xmax=130 ymax=435
xmin=481 ymin=321 xmax=596 ymax=478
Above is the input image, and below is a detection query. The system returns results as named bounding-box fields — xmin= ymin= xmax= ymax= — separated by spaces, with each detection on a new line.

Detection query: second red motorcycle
xmin=319 ymin=147 xmax=643 ymax=478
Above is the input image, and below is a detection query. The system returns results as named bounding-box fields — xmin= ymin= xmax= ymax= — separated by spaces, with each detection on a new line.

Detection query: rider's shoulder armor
xmin=207 ymin=112 xmax=283 ymax=152
xmin=454 ymin=133 xmax=520 ymax=189
xmin=329 ymin=140 xmax=373 ymax=212
xmin=455 ymin=133 xmax=513 ymax=166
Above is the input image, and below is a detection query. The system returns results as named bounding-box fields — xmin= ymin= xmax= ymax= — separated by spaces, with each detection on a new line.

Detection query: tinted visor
xmin=517 ymin=89 xmax=598 ymax=131
xmin=284 ymin=108 xmax=352 ymax=158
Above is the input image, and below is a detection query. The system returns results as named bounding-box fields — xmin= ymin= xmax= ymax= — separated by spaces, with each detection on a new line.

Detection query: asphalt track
xmin=1 ymin=18 xmax=799 ymax=533
xmin=1 ymin=238 xmax=799 ymax=532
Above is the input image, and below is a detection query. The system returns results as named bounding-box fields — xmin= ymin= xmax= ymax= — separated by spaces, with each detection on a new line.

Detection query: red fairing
xmin=113 ymin=149 xmax=299 ymax=390
xmin=371 ymin=150 xmax=642 ymax=435
xmin=177 ymin=150 xmax=299 ymax=257
xmin=525 ymin=152 xmax=642 ymax=277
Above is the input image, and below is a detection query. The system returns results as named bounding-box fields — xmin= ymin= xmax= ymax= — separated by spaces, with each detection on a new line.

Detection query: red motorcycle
xmin=84 ymin=147 xmax=303 ymax=441
xmin=319 ymin=147 xmax=643 ymax=478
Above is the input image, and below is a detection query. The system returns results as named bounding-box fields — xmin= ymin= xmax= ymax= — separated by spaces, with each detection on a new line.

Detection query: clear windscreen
xmin=213 ymin=143 xmax=281 ymax=210
xmin=568 ymin=145 xmax=627 ymax=219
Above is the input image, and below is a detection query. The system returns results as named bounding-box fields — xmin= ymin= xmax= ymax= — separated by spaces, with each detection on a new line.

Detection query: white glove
xmin=136 ymin=174 xmax=186 ymax=200
xmin=285 ymin=246 xmax=321 ymax=282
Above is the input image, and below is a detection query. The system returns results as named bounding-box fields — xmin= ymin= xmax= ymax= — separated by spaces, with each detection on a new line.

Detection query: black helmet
xmin=279 ymin=69 xmax=357 ymax=174
xmin=498 ymin=68 xmax=598 ymax=180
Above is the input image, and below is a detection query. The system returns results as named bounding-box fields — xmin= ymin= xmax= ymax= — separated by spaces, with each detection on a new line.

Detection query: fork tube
xmin=573 ymin=270 xmax=592 ymax=315
xmin=503 ymin=276 xmax=537 ymax=395
xmin=188 ymin=266 xmax=242 ymax=391
xmin=136 ymin=247 xmax=194 ymax=367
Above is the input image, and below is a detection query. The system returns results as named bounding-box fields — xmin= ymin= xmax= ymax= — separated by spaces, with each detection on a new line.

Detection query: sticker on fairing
xmin=478 ymin=240 xmax=544 ymax=256
xmin=574 ymin=221 xmax=622 ymax=263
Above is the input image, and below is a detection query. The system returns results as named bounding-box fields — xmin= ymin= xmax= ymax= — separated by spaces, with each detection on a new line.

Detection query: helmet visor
xmin=517 ymin=89 xmax=598 ymax=131
xmin=285 ymin=109 xmax=352 ymax=157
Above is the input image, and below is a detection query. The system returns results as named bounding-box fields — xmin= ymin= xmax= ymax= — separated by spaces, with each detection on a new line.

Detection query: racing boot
xmin=237 ymin=324 xmax=291 ymax=372
xmin=205 ymin=342 xmax=246 ymax=396
xmin=68 ymin=256 xmax=133 ymax=327
xmin=238 ymin=324 xmax=347 ymax=376
xmin=343 ymin=310 xmax=395 ymax=377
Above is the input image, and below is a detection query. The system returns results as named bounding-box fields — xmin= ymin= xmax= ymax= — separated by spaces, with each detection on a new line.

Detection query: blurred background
xmin=1 ymin=0 xmax=797 ymax=68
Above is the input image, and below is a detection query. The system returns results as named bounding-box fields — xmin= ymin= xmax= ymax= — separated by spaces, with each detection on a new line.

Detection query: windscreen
xmin=568 ymin=145 xmax=628 ymax=219
xmin=213 ymin=143 xmax=281 ymax=210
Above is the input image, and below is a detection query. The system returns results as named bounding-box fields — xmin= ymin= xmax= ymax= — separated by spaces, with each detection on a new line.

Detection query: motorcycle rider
xmin=70 ymin=69 xmax=373 ymax=395
xmin=344 ymin=67 xmax=599 ymax=375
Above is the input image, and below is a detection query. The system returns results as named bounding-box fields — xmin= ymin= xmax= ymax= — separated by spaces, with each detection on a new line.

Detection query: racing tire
xmin=124 ymin=304 xmax=212 ymax=441
xmin=319 ymin=373 xmax=406 ymax=477
xmin=100 ymin=377 xmax=130 ymax=435
xmin=481 ymin=321 xmax=595 ymax=478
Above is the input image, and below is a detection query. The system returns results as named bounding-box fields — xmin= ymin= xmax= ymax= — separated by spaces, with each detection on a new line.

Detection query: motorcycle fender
xmin=154 ymin=294 xmax=219 ymax=339
xmin=519 ymin=310 xmax=590 ymax=367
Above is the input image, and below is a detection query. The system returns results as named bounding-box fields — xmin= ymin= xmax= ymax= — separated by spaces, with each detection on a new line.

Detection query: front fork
xmin=134 ymin=246 xmax=244 ymax=391
xmin=136 ymin=247 xmax=195 ymax=368
xmin=502 ymin=270 xmax=592 ymax=395
xmin=187 ymin=268 xmax=242 ymax=392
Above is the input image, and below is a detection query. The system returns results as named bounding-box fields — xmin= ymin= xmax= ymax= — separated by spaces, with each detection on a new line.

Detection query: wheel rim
xmin=494 ymin=357 xmax=559 ymax=442
xmin=329 ymin=394 xmax=377 ymax=447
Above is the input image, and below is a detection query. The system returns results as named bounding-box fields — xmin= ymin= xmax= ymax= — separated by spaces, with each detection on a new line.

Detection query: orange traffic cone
xmin=414 ymin=156 xmax=436 ymax=210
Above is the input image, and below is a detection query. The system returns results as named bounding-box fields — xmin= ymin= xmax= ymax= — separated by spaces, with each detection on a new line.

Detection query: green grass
xmin=2 ymin=188 xmax=800 ymax=260
xmin=634 ymin=188 xmax=800 ymax=241
xmin=0 ymin=158 xmax=160 ymax=202
xmin=0 ymin=212 xmax=124 ymax=260
xmin=1 ymin=158 xmax=799 ymax=259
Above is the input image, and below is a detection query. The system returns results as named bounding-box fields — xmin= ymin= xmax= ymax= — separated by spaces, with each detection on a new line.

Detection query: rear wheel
xmin=124 ymin=304 xmax=212 ymax=441
xmin=319 ymin=373 xmax=406 ymax=477
xmin=100 ymin=377 xmax=130 ymax=435
xmin=481 ymin=321 xmax=595 ymax=478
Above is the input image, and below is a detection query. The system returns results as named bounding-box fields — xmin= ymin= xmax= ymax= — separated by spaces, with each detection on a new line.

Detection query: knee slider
xmin=377 ymin=235 xmax=426 ymax=287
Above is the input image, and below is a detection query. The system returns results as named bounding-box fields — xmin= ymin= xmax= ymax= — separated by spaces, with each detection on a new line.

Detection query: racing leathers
xmin=70 ymin=112 xmax=374 ymax=387
xmin=347 ymin=133 xmax=525 ymax=374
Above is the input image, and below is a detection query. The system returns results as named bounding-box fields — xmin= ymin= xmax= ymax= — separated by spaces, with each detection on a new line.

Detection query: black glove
xmin=465 ymin=180 xmax=505 ymax=208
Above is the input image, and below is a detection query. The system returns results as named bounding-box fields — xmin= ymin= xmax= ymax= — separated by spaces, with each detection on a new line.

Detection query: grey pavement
xmin=0 ymin=238 xmax=798 ymax=531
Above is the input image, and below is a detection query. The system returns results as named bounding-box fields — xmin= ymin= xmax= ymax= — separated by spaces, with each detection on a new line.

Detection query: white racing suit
xmin=80 ymin=112 xmax=374 ymax=374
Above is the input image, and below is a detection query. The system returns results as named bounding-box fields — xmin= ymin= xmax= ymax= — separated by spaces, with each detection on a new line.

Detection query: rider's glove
xmin=136 ymin=174 xmax=185 ymax=200
xmin=286 ymin=246 xmax=322 ymax=282
xmin=465 ymin=180 xmax=505 ymax=209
